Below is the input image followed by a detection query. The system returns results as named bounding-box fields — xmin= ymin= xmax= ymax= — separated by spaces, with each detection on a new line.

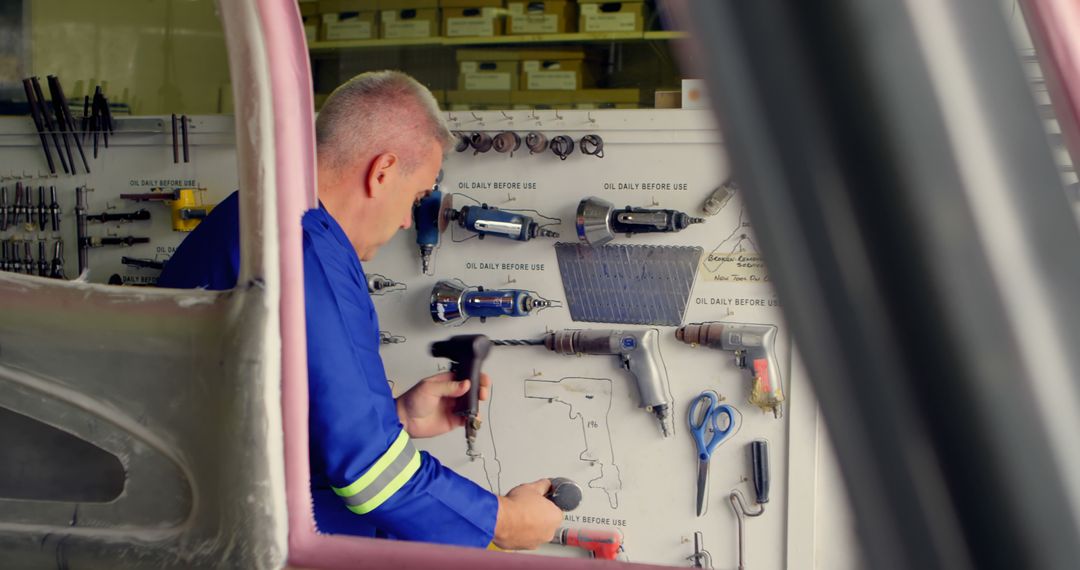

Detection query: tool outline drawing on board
xmin=523 ymin=376 xmax=623 ymax=508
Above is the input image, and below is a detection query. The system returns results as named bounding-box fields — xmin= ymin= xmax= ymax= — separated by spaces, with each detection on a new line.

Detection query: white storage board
xmin=368 ymin=109 xmax=806 ymax=567
xmin=0 ymin=115 xmax=238 ymax=284
xmin=0 ymin=110 xmax=856 ymax=568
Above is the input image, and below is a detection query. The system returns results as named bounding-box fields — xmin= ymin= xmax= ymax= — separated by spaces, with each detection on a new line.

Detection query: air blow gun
xmin=495 ymin=329 xmax=674 ymax=437
xmin=676 ymin=322 xmax=784 ymax=418
xmin=430 ymin=334 xmax=492 ymax=459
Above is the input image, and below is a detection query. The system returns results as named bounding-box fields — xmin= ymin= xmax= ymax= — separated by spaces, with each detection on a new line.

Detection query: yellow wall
xmin=31 ymin=0 xmax=230 ymax=115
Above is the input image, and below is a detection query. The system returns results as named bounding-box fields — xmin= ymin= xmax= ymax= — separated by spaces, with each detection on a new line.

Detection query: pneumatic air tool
xmin=676 ymin=322 xmax=784 ymax=418
xmin=429 ymin=279 xmax=558 ymax=324
xmin=576 ymin=196 xmax=704 ymax=246
xmin=413 ymin=189 xmax=559 ymax=274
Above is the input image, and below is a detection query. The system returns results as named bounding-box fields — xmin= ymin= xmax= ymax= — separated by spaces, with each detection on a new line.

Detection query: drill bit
xmin=13 ymin=183 xmax=23 ymax=227
xmin=0 ymin=187 xmax=8 ymax=232
xmin=37 ymin=240 xmax=48 ymax=277
xmin=22 ymin=241 xmax=33 ymax=274
xmin=49 ymin=186 xmax=61 ymax=231
xmin=50 ymin=239 xmax=66 ymax=279
xmin=367 ymin=274 xmax=400 ymax=294
xmin=37 ymin=186 xmax=47 ymax=231
xmin=535 ymin=227 xmax=560 ymax=238
xmin=491 ymin=338 xmax=546 ymax=346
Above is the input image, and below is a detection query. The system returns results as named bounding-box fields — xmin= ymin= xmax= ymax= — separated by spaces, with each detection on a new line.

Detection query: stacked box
xmin=304 ymin=16 xmax=319 ymax=42
xmin=457 ymin=48 xmax=520 ymax=92
xmin=381 ymin=0 xmax=440 ymax=38
xmin=442 ymin=0 xmax=504 ymax=37
xmin=578 ymin=0 xmax=648 ymax=33
xmin=519 ymin=47 xmax=587 ymax=90
xmin=318 ymin=0 xmax=378 ymax=40
xmin=520 ymin=47 xmax=589 ymax=90
xmin=506 ymin=1 xmax=577 ymax=35
xmin=459 ymin=60 xmax=518 ymax=90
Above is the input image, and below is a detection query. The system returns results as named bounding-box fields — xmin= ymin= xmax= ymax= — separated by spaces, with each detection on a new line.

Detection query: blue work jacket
xmin=158 ymin=191 xmax=499 ymax=547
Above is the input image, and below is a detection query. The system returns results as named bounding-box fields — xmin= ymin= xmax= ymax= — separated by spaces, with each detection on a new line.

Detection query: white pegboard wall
xmin=0 ymin=115 xmax=239 ymax=284
xmin=0 ymin=109 xmax=854 ymax=567
xmin=367 ymin=109 xmax=814 ymax=567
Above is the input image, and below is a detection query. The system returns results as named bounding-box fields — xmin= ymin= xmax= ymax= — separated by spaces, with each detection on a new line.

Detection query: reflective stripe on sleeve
xmin=331 ymin=430 xmax=422 ymax=515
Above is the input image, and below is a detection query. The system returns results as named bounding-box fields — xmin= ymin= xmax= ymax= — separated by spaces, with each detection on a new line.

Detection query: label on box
xmin=522 ymin=60 xmax=566 ymax=72
xmin=382 ymin=11 xmax=432 ymax=38
xmin=581 ymin=4 xmax=637 ymax=32
xmin=305 ymin=24 xmax=318 ymax=43
xmin=463 ymin=72 xmax=512 ymax=90
xmin=325 ymin=21 xmax=374 ymax=40
xmin=511 ymin=14 xmax=559 ymax=34
xmin=447 ymin=16 xmax=495 ymax=37
xmin=527 ymin=71 xmax=577 ymax=90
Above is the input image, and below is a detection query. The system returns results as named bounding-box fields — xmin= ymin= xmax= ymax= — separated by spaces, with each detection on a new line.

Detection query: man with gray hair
xmin=158 ymin=71 xmax=562 ymax=549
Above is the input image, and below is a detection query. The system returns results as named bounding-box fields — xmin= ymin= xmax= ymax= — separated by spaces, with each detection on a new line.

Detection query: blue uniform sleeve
xmin=303 ymin=226 xmax=498 ymax=548
xmin=156 ymin=191 xmax=241 ymax=290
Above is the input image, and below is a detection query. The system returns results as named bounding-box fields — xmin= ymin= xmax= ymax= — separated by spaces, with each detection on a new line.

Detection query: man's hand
xmin=493 ymin=479 xmax=563 ymax=550
xmin=396 ymin=371 xmax=490 ymax=439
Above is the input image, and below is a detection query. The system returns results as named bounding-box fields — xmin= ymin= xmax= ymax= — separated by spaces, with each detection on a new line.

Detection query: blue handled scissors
xmin=688 ymin=390 xmax=736 ymax=516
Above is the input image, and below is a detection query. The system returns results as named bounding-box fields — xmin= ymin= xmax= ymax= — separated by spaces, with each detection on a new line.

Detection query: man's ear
xmin=365 ymin=152 xmax=398 ymax=198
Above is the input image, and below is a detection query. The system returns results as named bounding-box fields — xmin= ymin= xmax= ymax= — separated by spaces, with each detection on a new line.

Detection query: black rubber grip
xmin=546 ymin=477 xmax=582 ymax=512
xmin=751 ymin=439 xmax=770 ymax=504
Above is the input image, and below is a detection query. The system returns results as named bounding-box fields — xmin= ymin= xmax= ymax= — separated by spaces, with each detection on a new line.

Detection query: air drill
xmin=495 ymin=329 xmax=674 ymax=438
xmin=676 ymin=322 xmax=784 ymax=418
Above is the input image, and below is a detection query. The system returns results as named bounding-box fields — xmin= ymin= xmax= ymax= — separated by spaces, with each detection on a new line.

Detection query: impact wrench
xmin=430 ymin=334 xmax=492 ymax=460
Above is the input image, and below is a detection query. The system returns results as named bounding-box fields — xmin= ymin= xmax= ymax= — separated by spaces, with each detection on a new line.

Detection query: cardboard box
xmin=579 ymin=2 xmax=648 ymax=33
xmin=443 ymin=7 xmax=503 ymax=37
xmin=507 ymin=1 xmax=576 ymax=34
xmin=521 ymin=59 xmax=590 ymax=90
xmin=458 ymin=60 xmax=518 ymax=90
xmin=654 ymin=90 xmax=680 ymax=109
xmin=380 ymin=8 xmax=439 ymax=38
xmin=321 ymin=11 xmax=378 ymax=40
xmin=447 ymin=89 xmax=512 ymax=110
xmin=304 ymin=16 xmax=319 ymax=43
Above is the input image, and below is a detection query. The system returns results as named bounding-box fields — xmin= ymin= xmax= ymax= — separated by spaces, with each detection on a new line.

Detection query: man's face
xmin=364 ymin=140 xmax=443 ymax=260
